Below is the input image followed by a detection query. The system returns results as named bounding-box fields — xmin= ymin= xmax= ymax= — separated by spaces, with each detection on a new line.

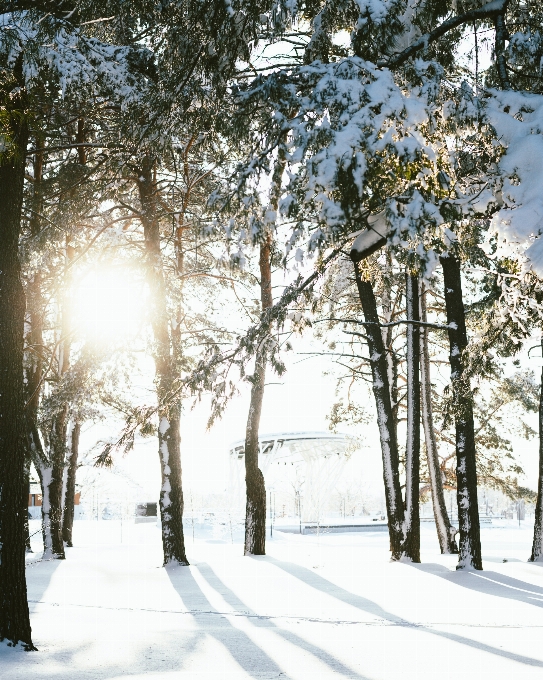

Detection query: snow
xmin=350 ymin=212 xmax=388 ymax=261
xmin=0 ymin=12 xmax=147 ymax=106
xmin=5 ymin=519 xmax=542 ymax=678
xmin=486 ymin=89 xmax=543 ymax=273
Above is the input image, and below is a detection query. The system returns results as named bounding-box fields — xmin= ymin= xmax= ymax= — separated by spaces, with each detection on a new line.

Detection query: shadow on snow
xmin=267 ymin=557 xmax=543 ymax=668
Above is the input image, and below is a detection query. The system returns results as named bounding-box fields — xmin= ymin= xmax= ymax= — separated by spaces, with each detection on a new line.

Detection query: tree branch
xmin=378 ymin=1 xmax=510 ymax=69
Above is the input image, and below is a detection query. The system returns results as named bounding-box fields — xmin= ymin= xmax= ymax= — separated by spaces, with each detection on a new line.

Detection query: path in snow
xmin=2 ymin=519 xmax=543 ymax=679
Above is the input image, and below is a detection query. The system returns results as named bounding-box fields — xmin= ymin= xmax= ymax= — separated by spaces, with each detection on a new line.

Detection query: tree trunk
xmin=529 ymin=334 xmax=543 ymax=562
xmin=0 ymin=102 xmax=34 ymax=647
xmin=24 ymin=141 xmax=45 ymax=421
xmin=42 ymin=405 xmax=68 ymax=559
xmin=243 ymin=235 xmax=272 ymax=556
xmin=24 ymin=470 xmax=32 ymax=553
xmin=243 ymin=143 xmax=285 ymax=556
xmin=137 ymin=157 xmax=188 ymax=566
xmin=43 ymin=235 xmax=76 ymax=559
xmin=419 ymin=282 xmax=458 ymax=554
xmin=39 ymin=136 xmax=81 ymax=559
xmin=382 ymin=252 xmax=400 ymax=440
xmin=352 ymin=263 xmax=404 ymax=559
xmin=23 ymin=139 xmax=68 ymax=559
xmin=401 ymin=272 xmax=420 ymax=562
xmin=440 ymin=254 xmax=482 ymax=570
xmin=62 ymin=422 xmax=81 ymax=547
xmin=23 ymin=142 xmax=45 ymax=556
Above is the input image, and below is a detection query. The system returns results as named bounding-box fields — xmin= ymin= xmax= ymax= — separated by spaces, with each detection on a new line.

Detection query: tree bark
xmin=440 ymin=254 xmax=482 ymax=570
xmin=529 ymin=334 xmax=543 ymax=562
xmin=352 ymin=263 xmax=404 ymax=559
xmin=137 ymin=157 xmax=188 ymax=566
xmin=0 ymin=98 xmax=34 ymax=647
xmin=41 ymin=260 xmax=73 ymax=560
xmin=40 ymin=126 xmax=83 ymax=558
xmin=243 ymin=235 xmax=272 ymax=556
xmin=243 ymin=144 xmax=285 ymax=556
xmin=24 ymin=469 xmax=32 ymax=553
xmin=381 ymin=253 xmax=400 ymax=440
xmin=419 ymin=282 xmax=458 ymax=554
xmin=43 ymin=405 xmax=68 ymax=559
xmin=23 ymin=139 xmax=67 ymax=559
xmin=24 ymin=140 xmax=45 ymax=421
xmin=401 ymin=272 xmax=420 ymax=562
xmin=62 ymin=422 xmax=81 ymax=547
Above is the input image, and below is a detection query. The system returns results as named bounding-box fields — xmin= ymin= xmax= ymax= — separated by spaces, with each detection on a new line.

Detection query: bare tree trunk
xmin=23 ymin=141 xmax=45 ymax=557
xmin=62 ymin=422 xmax=81 ymax=547
xmin=137 ymin=157 xmax=188 ymax=566
xmin=0 ymin=91 xmax=34 ymax=648
xmin=440 ymin=254 xmax=482 ymax=571
xmin=41 ymin=124 xmax=85 ymax=558
xmin=419 ymin=282 xmax=458 ymax=554
xmin=43 ymin=405 xmax=68 ymax=559
xmin=24 ymin=140 xmax=45 ymax=423
xmin=22 ymin=138 xmax=65 ymax=559
xmin=24 ymin=469 xmax=32 ymax=553
xmin=243 ymin=144 xmax=286 ymax=556
xmin=401 ymin=272 xmax=420 ymax=562
xmin=42 ymin=241 xmax=74 ymax=560
xmin=243 ymin=235 xmax=272 ymax=556
xmin=24 ymin=140 xmax=66 ymax=559
xmin=352 ymin=263 xmax=404 ymax=559
xmin=530 ymin=334 xmax=543 ymax=562
xmin=381 ymin=254 xmax=400 ymax=440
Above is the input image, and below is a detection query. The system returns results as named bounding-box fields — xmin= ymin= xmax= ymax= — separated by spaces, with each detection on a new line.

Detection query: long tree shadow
xmin=197 ymin=562 xmax=370 ymax=680
xmin=26 ymin=557 xmax=62 ymax=614
xmin=413 ymin=563 xmax=543 ymax=609
xmin=166 ymin=565 xmax=293 ymax=679
xmin=267 ymin=556 xmax=543 ymax=668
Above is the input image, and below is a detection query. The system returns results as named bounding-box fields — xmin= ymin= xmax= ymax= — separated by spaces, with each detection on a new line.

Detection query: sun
xmin=72 ymin=265 xmax=147 ymax=345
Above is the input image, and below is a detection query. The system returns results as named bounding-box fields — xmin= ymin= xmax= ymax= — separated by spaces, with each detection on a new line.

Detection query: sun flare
xmin=72 ymin=266 xmax=146 ymax=345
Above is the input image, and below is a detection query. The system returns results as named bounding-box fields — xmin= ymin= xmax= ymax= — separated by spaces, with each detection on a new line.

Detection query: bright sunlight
xmin=72 ymin=265 xmax=147 ymax=346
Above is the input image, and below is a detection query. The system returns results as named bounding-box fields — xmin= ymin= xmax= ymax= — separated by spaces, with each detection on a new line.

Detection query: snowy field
xmin=2 ymin=519 xmax=543 ymax=679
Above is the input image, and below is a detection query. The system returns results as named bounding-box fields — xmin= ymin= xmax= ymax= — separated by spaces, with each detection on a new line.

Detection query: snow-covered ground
xmin=2 ymin=518 xmax=543 ymax=679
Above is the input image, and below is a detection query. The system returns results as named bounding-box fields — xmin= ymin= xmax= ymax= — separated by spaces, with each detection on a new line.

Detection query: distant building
xmin=28 ymin=480 xmax=80 ymax=519
xmin=229 ymin=431 xmax=358 ymax=522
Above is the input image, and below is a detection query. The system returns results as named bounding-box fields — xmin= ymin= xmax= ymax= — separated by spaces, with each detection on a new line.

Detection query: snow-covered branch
xmin=379 ymin=1 xmax=510 ymax=69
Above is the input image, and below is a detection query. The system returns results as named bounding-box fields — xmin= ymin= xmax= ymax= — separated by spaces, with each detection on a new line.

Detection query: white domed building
xmin=228 ymin=431 xmax=359 ymax=523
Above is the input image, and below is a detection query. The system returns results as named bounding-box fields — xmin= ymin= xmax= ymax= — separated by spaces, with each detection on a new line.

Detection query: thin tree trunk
xmin=24 ymin=139 xmax=45 ymax=422
xmin=402 ymin=272 xmax=420 ymax=562
xmin=0 ymin=93 xmax=34 ymax=647
xmin=23 ymin=141 xmax=45 ymax=556
xmin=24 ymin=141 xmax=66 ymax=559
xmin=42 ymin=254 xmax=73 ymax=560
xmin=25 ymin=417 xmax=51 ymax=559
xmin=243 ymin=144 xmax=285 ymax=556
xmin=138 ymin=157 xmax=188 ymax=566
xmin=42 ymin=125 xmax=85 ymax=557
xmin=352 ymin=263 xmax=404 ymax=559
xmin=419 ymin=282 xmax=458 ymax=554
xmin=62 ymin=422 xmax=81 ymax=547
xmin=381 ymin=254 xmax=400 ymax=440
xmin=243 ymin=235 xmax=272 ymax=556
xmin=440 ymin=254 xmax=482 ymax=570
xmin=43 ymin=405 xmax=68 ymax=558
xmin=529 ymin=334 xmax=543 ymax=562
xmin=24 ymin=470 xmax=32 ymax=553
